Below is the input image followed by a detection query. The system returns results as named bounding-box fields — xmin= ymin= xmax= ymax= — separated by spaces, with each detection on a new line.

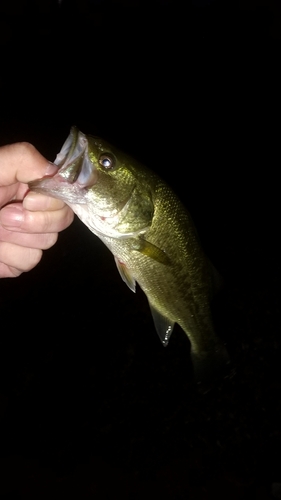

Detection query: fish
xmin=29 ymin=127 xmax=228 ymax=378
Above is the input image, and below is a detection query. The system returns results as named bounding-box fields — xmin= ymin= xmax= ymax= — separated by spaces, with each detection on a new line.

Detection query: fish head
xmin=29 ymin=127 xmax=155 ymax=238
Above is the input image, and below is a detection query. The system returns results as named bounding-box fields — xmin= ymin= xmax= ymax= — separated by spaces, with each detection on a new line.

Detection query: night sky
xmin=0 ymin=1 xmax=281 ymax=498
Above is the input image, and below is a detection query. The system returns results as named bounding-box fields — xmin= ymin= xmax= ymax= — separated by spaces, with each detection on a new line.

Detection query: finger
xmin=23 ymin=191 xmax=66 ymax=211
xmin=0 ymin=142 xmax=57 ymax=185
xmin=0 ymin=178 xmax=35 ymax=209
xmin=0 ymin=225 xmax=58 ymax=249
xmin=0 ymin=262 xmax=22 ymax=278
xmin=0 ymin=242 xmax=42 ymax=273
xmin=0 ymin=184 xmax=19 ymax=204
xmin=0 ymin=203 xmax=74 ymax=233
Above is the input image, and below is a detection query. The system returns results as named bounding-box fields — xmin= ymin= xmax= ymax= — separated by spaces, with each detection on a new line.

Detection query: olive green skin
xmin=30 ymin=128 xmax=228 ymax=374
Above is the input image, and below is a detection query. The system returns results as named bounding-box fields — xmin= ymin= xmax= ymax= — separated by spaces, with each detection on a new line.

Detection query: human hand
xmin=0 ymin=141 xmax=74 ymax=278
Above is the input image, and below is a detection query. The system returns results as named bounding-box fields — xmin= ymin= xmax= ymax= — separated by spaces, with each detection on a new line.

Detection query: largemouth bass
xmin=29 ymin=127 xmax=228 ymax=377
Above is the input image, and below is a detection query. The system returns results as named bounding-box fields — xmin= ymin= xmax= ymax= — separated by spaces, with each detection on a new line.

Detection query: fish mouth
xmin=29 ymin=127 xmax=98 ymax=203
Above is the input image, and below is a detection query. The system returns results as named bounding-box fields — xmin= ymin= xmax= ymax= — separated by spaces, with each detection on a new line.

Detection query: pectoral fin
xmin=148 ymin=303 xmax=175 ymax=346
xmin=115 ymin=257 xmax=136 ymax=292
xmin=133 ymin=238 xmax=171 ymax=266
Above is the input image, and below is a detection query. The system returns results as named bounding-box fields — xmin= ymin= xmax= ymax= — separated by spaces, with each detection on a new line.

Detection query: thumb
xmin=0 ymin=142 xmax=57 ymax=185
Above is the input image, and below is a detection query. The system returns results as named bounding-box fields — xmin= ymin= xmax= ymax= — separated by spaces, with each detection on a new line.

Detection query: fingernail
xmin=44 ymin=162 xmax=58 ymax=176
xmin=0 ymin=205 xmax=24 ymax=228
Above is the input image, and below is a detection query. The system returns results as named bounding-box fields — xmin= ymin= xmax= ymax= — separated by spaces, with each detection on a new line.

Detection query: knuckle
xmin=42 ymin=211 xmax=52 ymax=232
xmin=18 ymin=142 xmax=37 ymax=156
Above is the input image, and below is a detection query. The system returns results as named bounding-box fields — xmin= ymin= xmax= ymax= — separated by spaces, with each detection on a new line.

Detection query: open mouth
xmin=54 ymin=127 xmax=97 ymax=188
xmin=28 ymin=127 xmax=98 ymax=202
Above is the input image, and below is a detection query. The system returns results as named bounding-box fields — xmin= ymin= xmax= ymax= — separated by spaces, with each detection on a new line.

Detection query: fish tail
xmin=190 ymin=341 xmax=231 ymax=387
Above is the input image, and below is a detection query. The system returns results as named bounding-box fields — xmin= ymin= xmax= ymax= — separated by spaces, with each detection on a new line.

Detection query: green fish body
xmin=29 ymin=127 xmax=228 ymax=376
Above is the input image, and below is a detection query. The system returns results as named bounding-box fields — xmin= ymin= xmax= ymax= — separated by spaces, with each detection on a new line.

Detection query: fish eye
xmin=99 ymin=153 xmax=115 ymax=170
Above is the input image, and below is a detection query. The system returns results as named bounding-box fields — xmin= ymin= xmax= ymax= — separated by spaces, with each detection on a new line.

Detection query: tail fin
xmin=191 ymin=342 xmax=232 ymax=389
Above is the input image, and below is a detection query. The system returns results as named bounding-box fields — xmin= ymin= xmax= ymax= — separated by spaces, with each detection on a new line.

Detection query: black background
xmin=0 ymin=1 xmax=281 ymax=498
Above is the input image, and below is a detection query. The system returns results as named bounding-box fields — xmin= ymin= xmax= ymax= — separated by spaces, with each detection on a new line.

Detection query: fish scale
xmin=29 ymin=127 xmax=228 ymax=379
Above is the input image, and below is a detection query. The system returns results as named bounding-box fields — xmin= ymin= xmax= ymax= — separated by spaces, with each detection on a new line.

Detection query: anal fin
xmin=148 ymin=302 xmax=175 ymax=346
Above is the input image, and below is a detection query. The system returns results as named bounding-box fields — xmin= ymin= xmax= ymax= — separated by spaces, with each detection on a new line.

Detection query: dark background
xmin=0 ymin=0 xmax=281 ymax=498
